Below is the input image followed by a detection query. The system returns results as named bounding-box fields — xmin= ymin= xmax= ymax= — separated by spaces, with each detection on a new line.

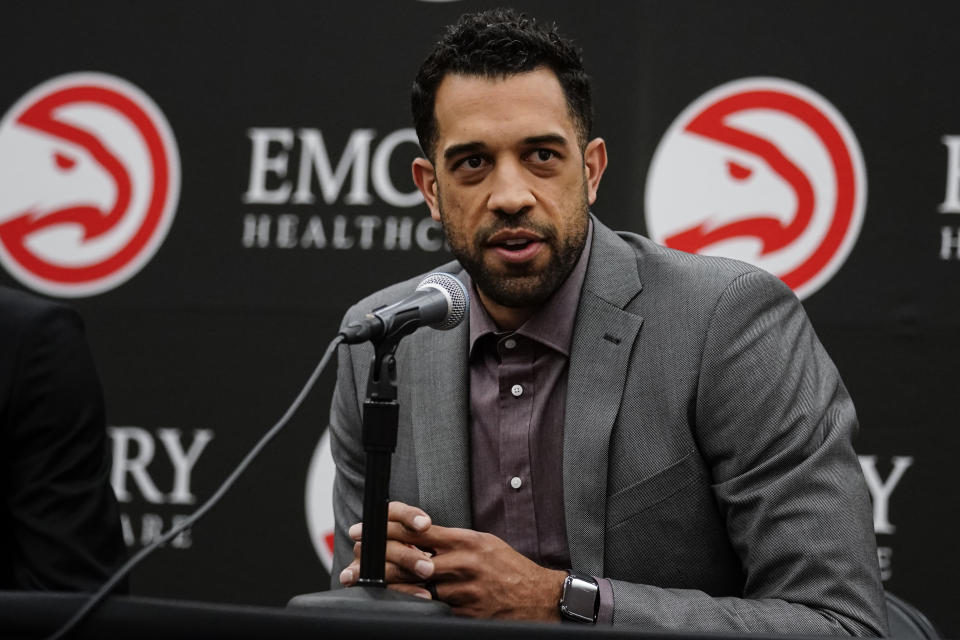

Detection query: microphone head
xmin=417 ymin=272 xmax=469 ymax=330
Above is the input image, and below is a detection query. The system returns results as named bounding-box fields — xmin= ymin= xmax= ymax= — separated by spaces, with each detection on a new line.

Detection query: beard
xmin=437 ymin=191 xmax=590 ymax=309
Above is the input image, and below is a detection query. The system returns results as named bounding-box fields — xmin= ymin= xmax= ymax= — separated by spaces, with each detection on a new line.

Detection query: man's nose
xmin=486 ymin=161 xmax=536 ymax=215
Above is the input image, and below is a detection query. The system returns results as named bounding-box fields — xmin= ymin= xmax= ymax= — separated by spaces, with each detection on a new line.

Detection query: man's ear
xmin=583 ymin=138 xmax=608 ymax=206
xmin=412 ymin=157 xmax=441 ymax=221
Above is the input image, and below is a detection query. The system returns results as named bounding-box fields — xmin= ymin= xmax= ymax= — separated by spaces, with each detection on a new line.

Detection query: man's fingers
xmin=339 ymin=562 xmax=359 ymax=586
xmin=381 ymin=521 xmax=443 ymax=547
xmin=387 ymin=583 xmax=433 ymax=600
xmin=349 ymin=520 xmax=447 ymax=551
xmin=385 ymin=539 xmax=435 ymax=579
xmin=383 ymin=522 xmax=474 ymax=550
xmin=429 ymin=549 xmax=478 ymax=582
xmin=401 ymin=524 xmax=479 ymax=551
xmin=385 ymin=560 xmax=422 ymax=583
xmin=340 ymin=559 xmax=420 ymax=585
xmin=387 ymin=501 xmax=432 ymax=533
xmin=347 ymin=501 xmax=432 ymax=542
xmin=350 ymin=539 xmax=435 ymax=580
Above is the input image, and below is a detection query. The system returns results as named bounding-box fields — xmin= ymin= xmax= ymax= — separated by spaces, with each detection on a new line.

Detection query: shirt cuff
xmin=595 ymin=577 xmax=613 ymax=625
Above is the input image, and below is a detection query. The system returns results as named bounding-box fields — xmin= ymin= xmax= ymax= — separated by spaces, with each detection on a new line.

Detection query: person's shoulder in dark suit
xmin=0 ymin=285 xmax=127 ymax=592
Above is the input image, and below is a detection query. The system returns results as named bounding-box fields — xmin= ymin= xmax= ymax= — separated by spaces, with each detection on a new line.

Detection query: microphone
xmin=340 ymin=272 xmax=469 ymax=344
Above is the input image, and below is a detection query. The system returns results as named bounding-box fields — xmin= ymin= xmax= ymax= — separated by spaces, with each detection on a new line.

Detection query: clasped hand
xmin=338 ymin=501 xmax=565 ymax=620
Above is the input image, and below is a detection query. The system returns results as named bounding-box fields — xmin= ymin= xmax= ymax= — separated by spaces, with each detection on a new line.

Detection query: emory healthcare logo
xmin=645 ymin=77 xmax=866 ymax=299
xmin=0 ymin=73 xmax=180 ymax=297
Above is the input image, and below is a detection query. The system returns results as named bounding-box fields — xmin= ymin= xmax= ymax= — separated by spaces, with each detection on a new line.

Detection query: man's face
xmin=413 ymin=68 xmax=606 ymax=311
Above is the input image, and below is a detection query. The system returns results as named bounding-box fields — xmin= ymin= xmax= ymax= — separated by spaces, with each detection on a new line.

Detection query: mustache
xmin=476 ymin=214 xmax=556 ymax=244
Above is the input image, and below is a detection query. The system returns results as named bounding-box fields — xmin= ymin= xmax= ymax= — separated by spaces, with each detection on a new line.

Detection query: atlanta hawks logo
xmin=0 ymin=73 xmax=180 ymax=297
xmin=645 ymin=77 xmax=866 ymax=299
xmin=305 ymin=429 xmax=337 ymax=572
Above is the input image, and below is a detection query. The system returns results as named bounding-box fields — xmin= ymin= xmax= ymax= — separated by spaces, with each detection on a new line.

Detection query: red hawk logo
xmin=645 ymin=77 xmax=866 ymax=299
xmin=305 ymin=429 xmax=336 ymax=572
xmin=0 ymin=73 xmax=180 ymax=297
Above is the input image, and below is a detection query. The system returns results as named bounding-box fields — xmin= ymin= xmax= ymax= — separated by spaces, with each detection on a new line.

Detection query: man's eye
xmin=454 ymin=156 xmax=486 ymax=171
xmin=533 ymin=149 xmax=556 ymax=162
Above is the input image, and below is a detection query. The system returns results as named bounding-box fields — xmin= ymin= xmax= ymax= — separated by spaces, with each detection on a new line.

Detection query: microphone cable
xmin=46 ymin=334 xmax=344 ymax=640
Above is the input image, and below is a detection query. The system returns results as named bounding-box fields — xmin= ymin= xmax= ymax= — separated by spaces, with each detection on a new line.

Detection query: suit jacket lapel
xmin=407 ymin=273 xmax=473 ymax=529
xmin=563 ymin=220 xmax=644 ymax=577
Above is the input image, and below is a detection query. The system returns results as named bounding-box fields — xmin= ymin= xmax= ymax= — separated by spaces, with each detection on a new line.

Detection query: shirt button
xmin=511 ymin=384 xmax=523 ymax=397
xmin=504 ymin=338 xmax=517 ymax=349
xmin=510 ymin=476 xmax=522 ymax=489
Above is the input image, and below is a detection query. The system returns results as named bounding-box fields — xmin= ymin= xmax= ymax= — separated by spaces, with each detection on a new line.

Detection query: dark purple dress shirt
xmin=465 ymin=222 xmax=614 ymax=623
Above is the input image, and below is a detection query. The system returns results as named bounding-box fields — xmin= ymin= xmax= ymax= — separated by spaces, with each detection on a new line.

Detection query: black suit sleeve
xmin=1 ymin=300 xmax=127 ymax=592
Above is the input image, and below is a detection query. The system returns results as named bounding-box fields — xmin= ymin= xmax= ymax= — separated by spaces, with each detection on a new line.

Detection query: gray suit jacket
xmin=329 ymin=219 xmax=888 ymax=635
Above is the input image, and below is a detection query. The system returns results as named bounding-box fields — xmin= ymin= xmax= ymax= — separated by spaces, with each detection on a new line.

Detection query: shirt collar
xmin=467 ymin=219 xmax=593 ymax=357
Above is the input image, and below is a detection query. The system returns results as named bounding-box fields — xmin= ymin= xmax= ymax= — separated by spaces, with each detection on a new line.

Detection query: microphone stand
xmin=288 ymin=330 xmax=450 ymax=615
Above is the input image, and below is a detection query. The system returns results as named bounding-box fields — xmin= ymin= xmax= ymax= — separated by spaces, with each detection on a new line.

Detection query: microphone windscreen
xmin=417 ymin=272 xmax=469 ymax=330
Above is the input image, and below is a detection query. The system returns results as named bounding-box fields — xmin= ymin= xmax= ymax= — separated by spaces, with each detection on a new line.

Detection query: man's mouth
xmin=486 ymin=231 xmax=545 ymax=263
xmin=501 ymin=237 xmax=534 ymax=249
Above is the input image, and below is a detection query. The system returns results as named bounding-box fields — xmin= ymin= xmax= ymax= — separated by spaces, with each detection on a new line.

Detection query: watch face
xmin=562 ymin=575 xmax=598 ymax=622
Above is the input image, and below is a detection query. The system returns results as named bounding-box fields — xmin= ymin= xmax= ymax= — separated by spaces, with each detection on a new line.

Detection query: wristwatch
xmin=559 ymin=571 xmax=599 ymax=623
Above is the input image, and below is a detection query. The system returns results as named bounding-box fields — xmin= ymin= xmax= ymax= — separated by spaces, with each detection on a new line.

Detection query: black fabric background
xmin=1 ymin=0 xmax=956 ymax=633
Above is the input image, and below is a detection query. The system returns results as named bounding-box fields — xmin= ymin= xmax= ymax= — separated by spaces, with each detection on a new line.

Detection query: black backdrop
xmin=1 ymin=0 xmax=957 ymax=634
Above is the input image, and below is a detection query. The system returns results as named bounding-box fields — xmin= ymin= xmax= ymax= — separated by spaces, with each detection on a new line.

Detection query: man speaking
xmin=330 ymin=9 xmax=886 ymax=635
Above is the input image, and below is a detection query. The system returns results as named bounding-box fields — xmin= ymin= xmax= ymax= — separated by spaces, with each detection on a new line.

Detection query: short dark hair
xmin=411 ymin=8 xmax=593 ymax=162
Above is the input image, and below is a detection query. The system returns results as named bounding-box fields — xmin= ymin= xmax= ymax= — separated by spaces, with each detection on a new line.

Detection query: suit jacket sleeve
xmin=328 ymin=304 xmax=367 ymax=588
xmin=3 ymin=301 xmax=127 ymax=591
xmin=607 ymin=270 xmax=887 ymax=635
